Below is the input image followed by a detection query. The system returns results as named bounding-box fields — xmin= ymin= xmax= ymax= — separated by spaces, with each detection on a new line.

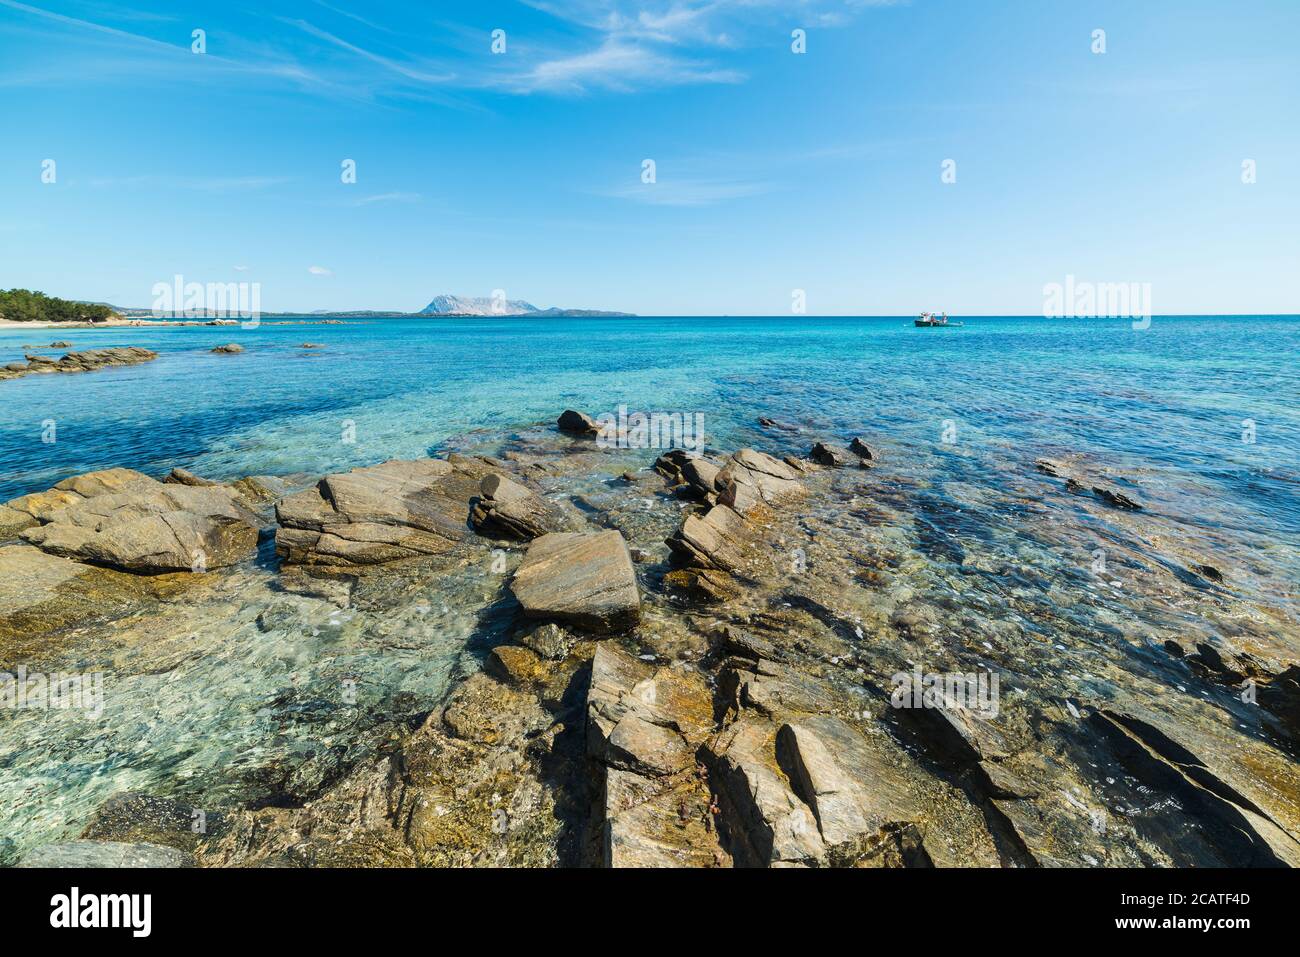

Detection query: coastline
xmin=3 ymin=411 xmax=1298 ymax=868
xmin=0 ymin=317 xmax=354 ymax=330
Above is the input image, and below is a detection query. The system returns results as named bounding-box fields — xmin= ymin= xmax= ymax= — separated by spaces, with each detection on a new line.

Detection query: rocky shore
xmin=3 ymin=410 xmax=1299 ymax=868
xmin=0 ymin=317 xmax=353 ymax=331
xmin=0 ymin=346 xmax=157 ymax=381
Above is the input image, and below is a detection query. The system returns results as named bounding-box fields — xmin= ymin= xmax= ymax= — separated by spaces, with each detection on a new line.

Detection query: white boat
xmin=915 ymin=312 xmax=961 ymax=327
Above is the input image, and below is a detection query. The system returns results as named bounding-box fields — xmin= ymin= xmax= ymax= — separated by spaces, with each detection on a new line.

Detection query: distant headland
xmin=0 ymin=288 xmax=634 ymax=326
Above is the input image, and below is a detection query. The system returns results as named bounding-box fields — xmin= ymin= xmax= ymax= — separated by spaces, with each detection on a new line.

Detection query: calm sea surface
xmin=2 ymin=314 xmax=1297 ymax=532
xmin=2 ymin=313 xmax=1298 ymax=859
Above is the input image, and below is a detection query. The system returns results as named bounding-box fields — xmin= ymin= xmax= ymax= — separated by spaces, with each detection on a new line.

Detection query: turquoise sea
xmin=2 ymin=313 xmax=1299 ymax=859
xmin=3 ymin=315 xmax=1298 ymax=540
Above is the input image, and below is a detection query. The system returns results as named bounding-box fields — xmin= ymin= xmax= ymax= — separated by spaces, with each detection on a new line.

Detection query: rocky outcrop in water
xmin=3 ymin=468 xmax=259 ymax=573
xmin=6 ymin=420 xmax=1300 ymax=871
xmin=558 ymin=409 xmax=599 ymax=435
xmin=1035 ymin=457 xmax=1143 ymax=510
xmin=0 ymin=346 xmax=157 ymax=381
xmin=469 ymin=473 xmax=568 ymax=540
xmin=275 ymin=458 xmax=492 ymax=567
xmin=849 ymin=437 xmax=876 ymax=460
xmin=810 ymin=442 xmax=869 ymax=469
xmin=164 ymin=467 xmax=219 ymax=487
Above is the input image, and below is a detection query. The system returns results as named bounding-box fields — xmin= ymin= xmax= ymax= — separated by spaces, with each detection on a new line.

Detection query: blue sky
xmin=1 ymin=0 xmax=1297 ymax=315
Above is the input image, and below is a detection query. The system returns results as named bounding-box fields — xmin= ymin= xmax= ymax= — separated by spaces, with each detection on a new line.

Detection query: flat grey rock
xmin=510 ymin=530 xmax=640 ymax=631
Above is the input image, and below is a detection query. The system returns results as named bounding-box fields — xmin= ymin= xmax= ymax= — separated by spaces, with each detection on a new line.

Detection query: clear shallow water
xmin=3 ymin=314 xmax=1298 ymax=534
xmin=2 ymin=314 xmax=1299 ymax=861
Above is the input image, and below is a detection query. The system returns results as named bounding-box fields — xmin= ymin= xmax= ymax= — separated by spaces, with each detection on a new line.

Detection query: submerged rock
xmin=1191 ymin=563 xmax=1224 ymax=583
xmin=18 ymin=840 xmax=195 ymax=868
xmin=510 ymin=530 xmax=640 ymax=632
xmin=0 ymin=543 xmax=181 ymax=650
xmin=211 ymin=343 xmax=244 ymax=354
xmin=0 ymin=544 xmax=95 ymax=622
xmin=489 ymin=644 xmax=549 ymax=687
xmin=1035 ymin=456 xmax=1142 ymax=510
xmin=81 ymin=792 xmax=220 ymax=852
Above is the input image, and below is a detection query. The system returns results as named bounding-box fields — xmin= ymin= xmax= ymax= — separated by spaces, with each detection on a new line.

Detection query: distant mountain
xmin=73 ymin=293 xmax=633 ymax=320
xmin=418 ymin=294 xmax=632 ymax=318
xmin=419 ymin=295 xmax=539 ymax=316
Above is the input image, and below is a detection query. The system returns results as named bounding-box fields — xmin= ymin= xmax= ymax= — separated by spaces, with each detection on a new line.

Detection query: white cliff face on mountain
xmin=419 ymin=295 xmax=539 ymax=316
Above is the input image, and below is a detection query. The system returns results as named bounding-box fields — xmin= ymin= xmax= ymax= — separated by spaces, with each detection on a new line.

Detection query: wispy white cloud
xmin=0 ymin=0 xmax=177 ymax=48
xmin=601 ymin=177 xmax=771 ymax=207
xmin=350 ymin=192 xmax=422 ymax=206
xmin=281 ymin=18 xmax=455 ymax=84
xmin=307 ymin=265 xmax=333 ymax=276
xmin=495 ymin=1 xmax=889 ymax=94
xmin=62 ymin=1 xmax=179 ymax=23
xmin=306 ymin=0 xmax=394 ymax=35
xmin=495 ymin=37 xmax=744 ymax=94
xmin=0 ymin=0 xmax=888 ymax=100
xmin=0 ymin=0 xmax=329 ymax=90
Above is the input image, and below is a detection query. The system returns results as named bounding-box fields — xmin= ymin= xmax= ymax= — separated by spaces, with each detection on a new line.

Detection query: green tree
xmin=0 ymin=289 xmax=114 ymax=323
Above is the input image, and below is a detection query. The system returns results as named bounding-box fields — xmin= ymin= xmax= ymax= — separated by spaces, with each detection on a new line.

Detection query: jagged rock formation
xmin=1035 ymin=457 xmax=1143 ymax=510
xmin=810 ymin=442 xmax=865 ymax=469
xmin=6 ymin=420 xmax=1300 ymax=871
xmin=586 ymin=645 xmax=721 ymax=866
